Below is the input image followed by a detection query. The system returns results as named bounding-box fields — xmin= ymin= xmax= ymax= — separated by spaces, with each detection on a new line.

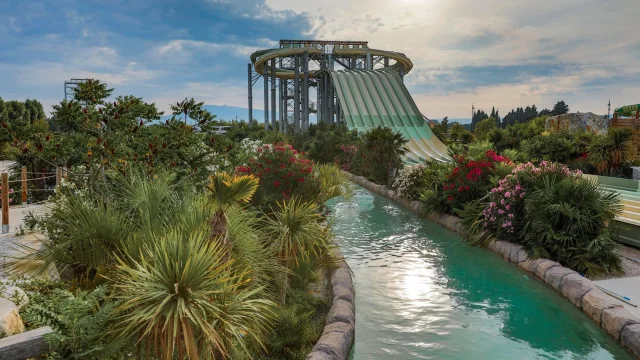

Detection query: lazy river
xmin=327 ymin=187 xmax=631 ymax=359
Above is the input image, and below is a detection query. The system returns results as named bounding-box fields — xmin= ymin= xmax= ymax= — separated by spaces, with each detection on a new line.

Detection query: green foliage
xmin=21 ymin=285 xmax=127 ymax=359
xmin=521 ymin=132 xmax=575 ymax=163
xmin=262 ymin=198 xmax=328 ymax=304
xmin=473 ymin=117 xmax=498 ymax=141
xmin=551 ymin=100 xmax=570 ymax=116
xmin=350 ymin=126 xmax=407 ymax=185
xmin=113 ymin=229 xmax=276 ymax=360
xmin=522 ymin=176 xmax=622 ymax=276
xmin=588 ymin=128 xmax=635 ymax=176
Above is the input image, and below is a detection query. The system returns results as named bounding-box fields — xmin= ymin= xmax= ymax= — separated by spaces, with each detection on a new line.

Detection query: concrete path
xmin=593 ymin=276 xmax=640 ymax=318
xmin=0 ymin=204 xmax=48 ymax=234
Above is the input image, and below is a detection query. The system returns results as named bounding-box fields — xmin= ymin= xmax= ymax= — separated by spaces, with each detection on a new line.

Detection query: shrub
xmin=392 ymin=164 xmax=426 ymax=200
xmin=474 ymin=161 xmax=622 ymax=277
xmin=481 ymin=161 xmax=576 ymax=242
xmin=440 ymin=150 xmax=511 ymax=213
xmin=21 ymin=285 xmax=128 ymax=359
xmin=237 ymin=144 xmax=315 ymax=203
xmin=523 ymin=176 xmax=622 ymax=276
xmin=350 ymin=127 xmax=407 ymax=185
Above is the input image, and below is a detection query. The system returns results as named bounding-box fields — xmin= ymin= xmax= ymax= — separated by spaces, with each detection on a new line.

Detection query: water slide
xmin=250 ymin=43 xmax=450 ymax=164
xmin=331 ymin=68 xmax=450 ymax=164
xmin=615 ymin=104 xmax=640 ymax=117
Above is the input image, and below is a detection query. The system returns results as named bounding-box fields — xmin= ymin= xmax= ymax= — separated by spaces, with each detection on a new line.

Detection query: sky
xmin=1 ymin=0 xmax=639 ymax=120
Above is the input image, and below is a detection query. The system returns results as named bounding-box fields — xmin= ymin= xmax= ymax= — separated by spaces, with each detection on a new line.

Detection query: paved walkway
xmin=593 ymin=276 xmax=640 ymax=318
xmin=1 ymin=204 xmax=48 ymax=234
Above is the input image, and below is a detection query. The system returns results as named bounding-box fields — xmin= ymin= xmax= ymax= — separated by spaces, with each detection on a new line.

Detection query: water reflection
xmin=328 ymin=188 xmax=631 ymax=360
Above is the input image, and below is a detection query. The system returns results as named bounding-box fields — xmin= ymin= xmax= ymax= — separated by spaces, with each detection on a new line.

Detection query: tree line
xmin=471 ymin=100 xmax=570 ymax=130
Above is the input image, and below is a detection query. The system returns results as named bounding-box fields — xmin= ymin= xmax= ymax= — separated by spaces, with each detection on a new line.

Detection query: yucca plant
xmin=312 ymin=163 xmax=352 ymax=204
xmin=112 ymin=230 xmax=276 ymax=360
xmin=262 ymin=198 xmax=329 ymax=304
xmin=207 ymin=172 xmax=259 ymax=245
xmin=522 ymin=175 xmax=622 ymax=277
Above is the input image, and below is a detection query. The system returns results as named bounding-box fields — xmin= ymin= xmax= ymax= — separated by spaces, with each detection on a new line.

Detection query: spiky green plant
xmin=262 ymin=198 xmax=329 ymax=304
xmin=112 ymin=230 xmax=276 ymax=360
xmin=312 ymin=163 xmax=352 ymax=203
xmin=207 ymin=172 xmax=259 ymax=245
xmin=522 ymin=175 xmax=622 ymax=277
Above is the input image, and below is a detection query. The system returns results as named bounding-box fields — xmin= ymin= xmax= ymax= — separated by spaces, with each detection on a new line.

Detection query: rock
xmin=387 ymin=190 xmax=396 ymax=198
xmin=426 ymin=213 xmax=440 ymax=223
xmin=493 ymin=241 xmax=513 ymax=261
xmin=326 ymin=299 xmax=355 ymax=327
xmin=439 ymin=215 xmax=459 ymax=232
xmin=0 ymin=298 xmax=25 ymax=337
xmin=518 ymin=258 xmax=547 ymax=274
xmin=582 ymin=289 xmax=624 ymax=326
xmin=309 ymin=329 xmax=354 ymax=360
xmin=621 ymin=324 xmax=640 ymax=358
xmin=0 ymin=285 xmax=28 ymax=309
xmin=601 ymin=306 xmax=639 ymax=341
xmin=508 ymin=245 xmax=525 ymax=264
xmin=560 ymin=274 xmax=595 ymax=307
xmin=534 ymin=260 xmax=561 ymax=279
xmin=543 ymin=267 xmax=577 ymax=291
xmin=516 ymin=248 xmax=529 ymax=264
xmin=306 ymin=350 xmax=334 ymax=360
xmin=545 ymin=112 xmax=607 ymax=135
xmin=331 ymin=269 xmax=355 ymax=304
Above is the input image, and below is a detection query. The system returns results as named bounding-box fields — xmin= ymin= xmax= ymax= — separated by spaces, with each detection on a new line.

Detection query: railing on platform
xmin=1 ymin=166 xmax=63 ymax=234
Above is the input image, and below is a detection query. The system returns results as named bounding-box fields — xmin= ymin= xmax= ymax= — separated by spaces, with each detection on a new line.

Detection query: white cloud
xmin=266 ymin=0 xmax=640 ymax=117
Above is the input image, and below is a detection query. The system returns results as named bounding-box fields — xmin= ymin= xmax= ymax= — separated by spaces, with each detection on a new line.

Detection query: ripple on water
xmin=326 ymin=188 xmax=632 ymax=360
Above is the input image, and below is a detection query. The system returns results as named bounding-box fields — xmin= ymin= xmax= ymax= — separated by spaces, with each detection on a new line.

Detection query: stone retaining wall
xmin=344 ymin=172 xmax=640 ymax=359
xmin=306 ymin=248 xmax=356 ymax=360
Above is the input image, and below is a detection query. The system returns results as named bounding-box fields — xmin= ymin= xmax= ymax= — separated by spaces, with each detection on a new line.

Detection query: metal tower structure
xmin=64 ymin=79 xmax=89 ymax=101
xmin=248 ymin=40 xmax=412 ymax=133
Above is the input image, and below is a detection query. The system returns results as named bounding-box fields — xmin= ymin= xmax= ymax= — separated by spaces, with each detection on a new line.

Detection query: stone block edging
xmin=306 ymin=247 xmax=356 ymax=360
xmin=342 ymin=171 xmax=640 ymax=358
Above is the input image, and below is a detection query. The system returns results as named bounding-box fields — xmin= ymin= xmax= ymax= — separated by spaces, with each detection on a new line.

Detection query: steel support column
xmin=335 ymin=98 xmax=340 ymax=124
xmin=328 ymin=77 xmax=334 ymax=124
xmin=247 ymin=64 xmax=253 ymax=126
xmin=279 ymin=78 xmax=284 ymax=133
xmin=323 ymin=73 xmax=329 ymax=124
xmin=270 ymin=59 xmax=276 ymax=130
xmin=302 ymin=51 xmax=309 ymax=131
xmin=366 ymin=52 xmax=372 ymax=70
xmin=263 ymin=69 xmax=269 ymax=130
xmin=293 ymin=56 xmax=300 ymax=133
xmin=384 ymin=57 xmax=389 ymax=68
xmin=399 ymin=64 xmax=404 ymax=82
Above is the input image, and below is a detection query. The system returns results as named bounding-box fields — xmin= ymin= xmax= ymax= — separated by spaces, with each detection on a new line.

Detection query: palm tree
xmin=170 ymin=97 xmax=204 ymax=124
xmin=608 ymin=128 xmax=634 ymax=172
xmin=262 ymin=198 xmax=328 ymax=305
xmin=207 ymin=172 xmax=259 ymax=245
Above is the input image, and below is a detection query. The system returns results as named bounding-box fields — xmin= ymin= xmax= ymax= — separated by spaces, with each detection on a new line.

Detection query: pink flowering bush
xmin=482 ymin=161 xmax=579 ymax=241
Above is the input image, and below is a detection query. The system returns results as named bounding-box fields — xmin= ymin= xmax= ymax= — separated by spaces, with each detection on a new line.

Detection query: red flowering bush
xmin=441 ymin=150 xmax=511 ymax=212
xmin=236 ymin=143 xmax=315 ymax=201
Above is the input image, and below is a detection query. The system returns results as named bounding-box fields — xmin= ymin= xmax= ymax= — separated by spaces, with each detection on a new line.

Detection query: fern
xmin=21 ymin=286 xmax=128 ymax=359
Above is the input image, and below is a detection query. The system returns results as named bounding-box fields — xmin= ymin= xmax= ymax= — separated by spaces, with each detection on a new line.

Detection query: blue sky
xmin=1 ymin=0 xmax=639 ymax=118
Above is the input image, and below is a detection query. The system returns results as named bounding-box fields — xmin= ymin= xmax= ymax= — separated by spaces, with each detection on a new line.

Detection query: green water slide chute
xmin=330 ymin=69 xmax=450 ymax=163
xmin=615 ymin=104 xmax=640 ymax=117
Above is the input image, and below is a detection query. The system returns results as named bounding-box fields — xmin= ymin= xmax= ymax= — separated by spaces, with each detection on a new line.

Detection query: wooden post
xmin=21 ymin=167 xmax=27 ymax=205
xmin=56 ymin=167 xmax=62 ymax=191
xmin=2 ymin=173 xmax=8 ymax=234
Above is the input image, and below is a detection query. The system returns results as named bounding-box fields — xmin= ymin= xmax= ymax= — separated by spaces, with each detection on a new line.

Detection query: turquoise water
xmin=327 ymin=187 xmax=631 ymax=359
